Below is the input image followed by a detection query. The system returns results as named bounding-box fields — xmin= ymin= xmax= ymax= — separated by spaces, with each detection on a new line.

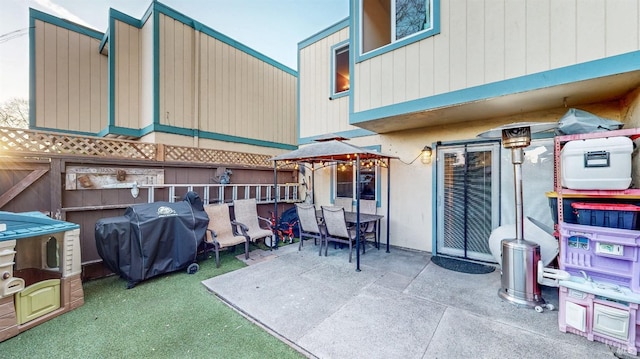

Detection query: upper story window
xmin=332 ymin=43 xmax=350 ymax=97
xmin=361 ymin=0 xmax=434 ymax=55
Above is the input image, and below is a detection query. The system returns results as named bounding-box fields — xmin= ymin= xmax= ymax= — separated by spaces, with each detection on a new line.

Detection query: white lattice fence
xmin=0 ymin=127 xmax=282 ymax=168
xmin=162 ymin=145 xmax=273 ymax=167
xmin=0 ymin=127 xmax=157 ymax=160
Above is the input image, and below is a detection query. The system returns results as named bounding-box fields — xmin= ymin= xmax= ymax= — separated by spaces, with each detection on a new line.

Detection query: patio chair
xmin=321 ymin=206 xmax=359 ymax=263
xmin=233 ymin=198 xmax=275 ymax=246
xmin=203 ymin=204 xmax=250 ymax=268
xmin=334 ymin=197 xmax=353 ymax=211
xmin=359 ymin=199 xmax=379 ymax=249
xmin=295 ymin=203 xmax=324 ymax=255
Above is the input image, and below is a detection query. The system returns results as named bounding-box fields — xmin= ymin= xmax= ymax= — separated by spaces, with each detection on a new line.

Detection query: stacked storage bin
xmin=555 ymin=133 xmax=640 ymax=355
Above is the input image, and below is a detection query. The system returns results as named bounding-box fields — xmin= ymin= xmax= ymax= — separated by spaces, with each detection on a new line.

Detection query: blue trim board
xmin=296 ymin=38 xmax=301 ymax=143
xmin=110 ymin=8 xmax=142 ymax=27
xmin=153 ymin=5 xmax=160 ymax=127
xmin=28 ymin=8 xmax=104 ymax=39
xmin=107 ymin=10 xmax=116 ymax=128
xmin=348 ymin=0 xmax=356 ymax=123
xmin=31 ymin=125 xmax=101 ymax=138
xmin=298 ymin=17 xmax=350 ymax=50
xmin=431 ymin=141 xmax=437 ymax=255
xmin=95 ymin=124 xmax=296 ymax=150
xmin=196 ymin=128 xmax=296 ymax=150
xmin=154 ymin=2 xmax=296 ymax=76
xmin=99 ymin=31 xmax=109 ymax=54
xmin=353 ymin=0 xmax=440 ymax=63
xmin=298 ymin=129 xmax=377 ymax=145
xmin=350 ymin=50 xmax=640 ymax=126
xmin=330 ymin=40 xmax=351 ymax=99
xmin=28 ymin=11 xmax=36 ymax=128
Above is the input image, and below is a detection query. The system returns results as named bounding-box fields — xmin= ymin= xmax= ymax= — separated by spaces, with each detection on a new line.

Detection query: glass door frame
xmin=434 ymin=140 xmax=501 ymax=262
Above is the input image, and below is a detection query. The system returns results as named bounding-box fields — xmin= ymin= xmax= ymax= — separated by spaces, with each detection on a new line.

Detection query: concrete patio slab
xmin=203 ymin=242 xmax=627 ymax=358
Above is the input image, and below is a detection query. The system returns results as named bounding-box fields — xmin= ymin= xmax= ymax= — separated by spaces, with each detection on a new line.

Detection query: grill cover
xmin=95 ymin=201 xmax=208 ymax=288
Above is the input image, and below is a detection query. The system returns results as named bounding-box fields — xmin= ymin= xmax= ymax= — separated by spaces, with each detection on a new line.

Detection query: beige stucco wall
xmin=354 ymin=0 xmax=640 ymax=113
xmin=33 ymin=19 xmax=107 ymax=132
xmin=309 ymin=102 xmax=631 ymax=252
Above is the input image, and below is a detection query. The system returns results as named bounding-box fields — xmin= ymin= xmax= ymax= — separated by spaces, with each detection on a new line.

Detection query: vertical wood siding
xmin=33 ymin=20 xmax=107 ymax=132
xmin=114 ymin=21 xmax=141 ymax=129
xmin=139 ymin=17 xmax=154 ymax=128
xmin=188 ymin=14 xmax=297 ymax=145
xmin=354 ymin=0 xmax=640 ymax=113
xmin=299 ymin=27 xmax=353 ymax=138
xmin=159 ymin=15 xmax=195 ymax=131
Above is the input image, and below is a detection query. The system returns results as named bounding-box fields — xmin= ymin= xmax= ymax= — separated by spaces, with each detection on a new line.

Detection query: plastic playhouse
xmin=0 ymin=211 xmax=83 ymax=342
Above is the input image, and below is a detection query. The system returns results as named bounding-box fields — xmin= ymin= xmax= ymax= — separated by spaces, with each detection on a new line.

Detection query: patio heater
xmin=478 ymin=122 xmax=556 ymax=310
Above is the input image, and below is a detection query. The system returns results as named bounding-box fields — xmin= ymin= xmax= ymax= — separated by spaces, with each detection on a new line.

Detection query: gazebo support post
xmin=355 ymin=155 xmax=361 ymax=272
xmin=273 ymin=161 xmax=278 ymax=249
xmin=311 ymin=163 xmax=315 ymax=205
xmin=386 ymin=159 xmax=391 ymax=253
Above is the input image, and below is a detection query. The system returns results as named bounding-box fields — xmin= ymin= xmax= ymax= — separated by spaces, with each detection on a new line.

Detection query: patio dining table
xmin=316 ymin=208 xmax=384 ymax=250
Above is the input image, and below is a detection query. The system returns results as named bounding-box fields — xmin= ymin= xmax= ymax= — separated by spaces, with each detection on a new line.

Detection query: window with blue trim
xmin=333 ymin=44 xmax=350 ymax=95
xmin=361 ymin=0 xmax=433 ymax=54
xmin=335 ymin=161 xmax=377 ymax=201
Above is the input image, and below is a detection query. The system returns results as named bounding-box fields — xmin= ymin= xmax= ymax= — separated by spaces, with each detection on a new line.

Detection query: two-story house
xmin=298 ymin=0 xmax=640 ymax=262
xmin=29 ymin=1 xmax=297 ymax=155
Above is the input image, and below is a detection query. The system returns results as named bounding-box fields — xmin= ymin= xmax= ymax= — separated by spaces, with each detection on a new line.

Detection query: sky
xmin=0 ymin=0 xmax=349 ymax=104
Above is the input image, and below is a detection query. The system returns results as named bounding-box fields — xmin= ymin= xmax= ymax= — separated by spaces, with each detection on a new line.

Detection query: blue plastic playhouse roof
xmin=0 ymin=211 xmax=80 ymax=241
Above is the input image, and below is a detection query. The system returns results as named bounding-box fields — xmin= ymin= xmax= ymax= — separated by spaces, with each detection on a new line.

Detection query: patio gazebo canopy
xmin=269 ymin=139 xmax=396 ymax=163
xmin=269 ymin=139 xmax=397 ymax=271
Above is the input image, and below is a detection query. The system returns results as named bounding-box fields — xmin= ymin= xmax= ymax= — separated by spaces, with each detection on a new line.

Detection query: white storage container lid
xmin=561 ymin=136 xmax=633 ymax=190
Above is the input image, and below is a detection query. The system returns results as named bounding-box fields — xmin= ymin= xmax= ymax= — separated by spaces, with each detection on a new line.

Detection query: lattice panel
xmin=163 ymin=145 xmax=273 ymax=167
xmin=0 ymin=127 xmax=288 ymax=169
xmin=0 ymin=127 xmax=156 ymax=160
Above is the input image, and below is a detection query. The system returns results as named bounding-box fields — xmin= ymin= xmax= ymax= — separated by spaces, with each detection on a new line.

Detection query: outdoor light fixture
xmin=130 ymin=181 xmax=139 ymax=198
xmin=401 ymin=145 xmax=435 ymax=165
xmin=420 ymin=146 xmax=433 ymax=164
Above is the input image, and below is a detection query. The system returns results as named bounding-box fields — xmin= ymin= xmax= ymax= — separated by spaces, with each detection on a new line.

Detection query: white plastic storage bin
xmin=561 ymin=136 xmax=633 ymax=190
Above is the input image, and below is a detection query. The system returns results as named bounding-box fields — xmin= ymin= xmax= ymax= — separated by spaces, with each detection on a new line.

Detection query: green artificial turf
xmin=0 ymin=245 xmax=304 ymax=359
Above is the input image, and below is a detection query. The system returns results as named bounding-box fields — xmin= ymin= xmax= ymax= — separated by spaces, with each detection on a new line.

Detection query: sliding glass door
xmin=436 ymin=142 xmax=500 ymax=262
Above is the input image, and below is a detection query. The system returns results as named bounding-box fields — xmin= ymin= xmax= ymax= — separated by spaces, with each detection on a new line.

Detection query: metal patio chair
xmin=233 ymin=198 xmax=274 ymax=246
xmin=321 ymin=206 xmax=359 ymax=263
xmin=359 ymin=199 xmax=379 ymax=249
xmin=334 ymin=197 xmax=353 ymax=211
xmin=295 ymin=203 xmax=324 ymax=255
xmin=203 ymin=204 xmax=250 ymax=267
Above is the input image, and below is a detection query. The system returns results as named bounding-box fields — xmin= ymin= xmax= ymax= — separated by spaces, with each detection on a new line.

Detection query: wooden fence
xmin=0 ymin=127 xmax=299 ymax=280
